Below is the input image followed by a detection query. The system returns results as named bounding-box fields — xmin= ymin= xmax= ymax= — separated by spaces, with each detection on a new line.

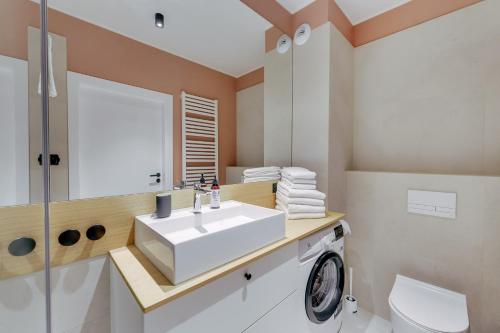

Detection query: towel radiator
xmin=181 ymin=91 xmax=218 ymax=187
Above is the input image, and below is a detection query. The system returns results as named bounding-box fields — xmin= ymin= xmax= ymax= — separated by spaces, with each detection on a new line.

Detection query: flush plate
xmin=408 ymin=190 xmax=457 ymax=219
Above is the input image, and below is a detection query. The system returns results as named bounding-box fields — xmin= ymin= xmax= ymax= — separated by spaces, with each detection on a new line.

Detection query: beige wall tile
xmin=292 ymin=23 xmax=331 ymax=195
xmin=353 ymin=0 xmax=500 ymax=176
xmin=264 ymin=48 xmax=293 ymax=167
xmin=292 ymin=22 xmax=354 ymax=211
xmin=480 ymin=179 xmax=500 ymax=332
xmin=236 ymin=83 xmax=264 ymax=167
xmin=328 ymin=25 xmax=354 ymax=212
xmin=483 ymin=64 xmax=500 ymax=175
xmin=346 ymin=171 xmax=498 ymax=331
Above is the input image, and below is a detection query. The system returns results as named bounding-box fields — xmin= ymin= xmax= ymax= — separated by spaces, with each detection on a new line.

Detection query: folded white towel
xmin=276 ymin=192 xmax=324 ymax=206
xmin=243 ymin=167 xmax=280 ymax=177
xmin=244 ymin=173 xmax=279 ymax=179
xmin=287 ymin=212 xmax=326 ymax=220
xmin=280 ymin=178 xmax=315 ymax=190
xmin=276 ymin=200 xmax=326 ymax=214
xmin=281 ymin=167 xmax=316 ymax=181
xmin=281 ymin=174 xmax=316 ymax=185
xmin=289 ymin=204 xmax=325 ymax=214
xmin=243 ymin=176 xmax=280 ymax=183
xmin=278 ymin=182 xmax=326 ymax=200
xmin=275 ymin=202 xmax=326 ymax=220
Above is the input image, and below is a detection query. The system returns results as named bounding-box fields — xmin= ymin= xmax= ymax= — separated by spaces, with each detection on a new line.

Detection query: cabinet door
xmin=243 ymin=291 xmax=299 ymax=333
xmin=144 ymin=243 xmax=299 ymax=333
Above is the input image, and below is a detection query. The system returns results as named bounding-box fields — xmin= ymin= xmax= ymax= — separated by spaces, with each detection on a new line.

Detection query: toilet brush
xmin=345 ymin=266 xmax=358 ymax=314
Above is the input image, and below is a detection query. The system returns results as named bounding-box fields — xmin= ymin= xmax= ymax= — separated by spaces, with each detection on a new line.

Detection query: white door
xmin=0 ymin=55 xmax=29 ymax=206
xmin=68 ymin=72 xmax=173 ymax=200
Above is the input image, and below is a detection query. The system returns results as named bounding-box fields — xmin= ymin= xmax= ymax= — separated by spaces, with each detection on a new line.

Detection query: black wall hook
xmin=58 ymin=229 xmax=81 ymax=246
xmin=86 ymin=225 xmax=106 ymax=241
xmin=8 ymin=237 xmax=36 ymax=256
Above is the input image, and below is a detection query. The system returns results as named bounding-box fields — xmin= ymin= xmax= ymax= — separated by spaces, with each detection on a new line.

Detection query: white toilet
xmin=389 ymin=275 xmax=469 ymax=333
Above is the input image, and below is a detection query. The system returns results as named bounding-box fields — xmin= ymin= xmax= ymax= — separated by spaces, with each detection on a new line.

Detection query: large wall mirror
xmin=0 ymin=0 xmax=293 ymax=207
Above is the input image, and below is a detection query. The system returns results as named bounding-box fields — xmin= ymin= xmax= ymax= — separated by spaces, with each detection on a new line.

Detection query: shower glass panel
xmin=0 ymin=0 xmax=50 ymax=332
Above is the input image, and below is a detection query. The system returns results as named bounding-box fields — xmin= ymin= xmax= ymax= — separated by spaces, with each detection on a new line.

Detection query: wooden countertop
xmin=109 ymin=211 xmax=345 ymax=313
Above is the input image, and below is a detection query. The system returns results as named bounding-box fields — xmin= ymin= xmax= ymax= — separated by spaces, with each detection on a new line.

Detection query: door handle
xmin=150 ymin=173 xmax=161 ymax=183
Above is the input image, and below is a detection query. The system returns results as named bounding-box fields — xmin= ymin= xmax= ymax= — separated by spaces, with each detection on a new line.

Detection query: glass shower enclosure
xmin=0 ymin=0 xmax=52 ymax=331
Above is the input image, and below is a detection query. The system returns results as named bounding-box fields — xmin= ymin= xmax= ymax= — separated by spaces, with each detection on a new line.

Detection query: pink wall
xmin=254 ymin=0 xmax=484 ymax=49
xmin=1 ymin=0 xmax=237 ymax=185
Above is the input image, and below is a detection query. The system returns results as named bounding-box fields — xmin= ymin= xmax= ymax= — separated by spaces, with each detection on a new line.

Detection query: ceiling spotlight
xmin=294 ymin=23 xmax=311 ymax=46
xmin=155 ymin=13 xmax=164 ymax=28
xmin=276 ymin=34 xmax=291 ymax=54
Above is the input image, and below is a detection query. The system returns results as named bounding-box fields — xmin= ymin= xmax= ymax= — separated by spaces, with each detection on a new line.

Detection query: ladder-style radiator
xmin=181 ymin=91 xmax=218 ymax=187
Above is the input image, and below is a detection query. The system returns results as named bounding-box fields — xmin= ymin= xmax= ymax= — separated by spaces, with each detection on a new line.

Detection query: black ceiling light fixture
xmin=155 ymin=13 xmax=164 ymax=28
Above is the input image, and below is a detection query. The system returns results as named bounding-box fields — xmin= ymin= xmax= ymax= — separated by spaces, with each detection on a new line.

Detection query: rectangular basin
xmin=135 ymin=200 xmax=286 ymax=285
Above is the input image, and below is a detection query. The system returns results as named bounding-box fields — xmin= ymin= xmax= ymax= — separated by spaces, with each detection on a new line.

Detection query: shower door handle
xmin=38 ymin=153 xmax=61 ymax=166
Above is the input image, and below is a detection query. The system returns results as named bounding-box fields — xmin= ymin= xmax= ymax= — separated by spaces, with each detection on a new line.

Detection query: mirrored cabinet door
xmin=40 ymin=0 xmax=294 ymax=202
xmin=42 ymin=0 xmax=293 ymax=332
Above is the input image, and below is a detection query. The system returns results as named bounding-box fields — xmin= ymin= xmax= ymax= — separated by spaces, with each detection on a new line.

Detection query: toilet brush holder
xmin=345 ymin=295 xmax=358 ymax=314
xmin=345 ymin=266 xmax=358 ymax=313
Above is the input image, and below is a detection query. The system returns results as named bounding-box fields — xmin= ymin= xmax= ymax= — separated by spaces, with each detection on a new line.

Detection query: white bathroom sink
xmin=135 ymin=200 xmax=286 ymax=284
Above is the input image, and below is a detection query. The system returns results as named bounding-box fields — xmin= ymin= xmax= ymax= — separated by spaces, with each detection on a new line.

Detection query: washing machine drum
xmin=305 ymin=251 xmax=345 ymax=323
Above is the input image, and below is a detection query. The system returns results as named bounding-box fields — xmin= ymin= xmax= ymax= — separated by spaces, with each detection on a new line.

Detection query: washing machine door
xmin=305 ymin=251 xmax=344 ymax=323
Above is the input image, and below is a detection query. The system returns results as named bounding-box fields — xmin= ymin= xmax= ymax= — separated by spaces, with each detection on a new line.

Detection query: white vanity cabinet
xmin=111 ymin=242 xmax=299 ymax=333
xmin=243 ymin=290 xmax=298 ymax=332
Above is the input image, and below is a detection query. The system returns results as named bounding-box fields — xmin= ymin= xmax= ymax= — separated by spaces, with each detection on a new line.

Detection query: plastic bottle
xmin=210 ymin=177 xmax=220 ymax=209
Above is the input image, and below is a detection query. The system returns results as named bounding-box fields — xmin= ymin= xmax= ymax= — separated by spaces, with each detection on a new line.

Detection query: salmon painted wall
xmin=236 ymin=67 xmax=264 ymax=91
xmin=257 ymin=0 xmax=484 ymax=50
xmin=0 ymin=0 xmax=236 ymax=185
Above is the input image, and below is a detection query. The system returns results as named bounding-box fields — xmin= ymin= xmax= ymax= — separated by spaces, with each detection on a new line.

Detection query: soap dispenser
xmin=210 ymin=177 xmax=220 ymax=209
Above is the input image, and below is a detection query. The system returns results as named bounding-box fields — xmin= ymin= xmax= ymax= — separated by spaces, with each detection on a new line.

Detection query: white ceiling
xmin=278 ymin=0 xmax=411 ymax=24
xmin=43 ymin=0 xmax=272 ymax=77
xmin=335 ymin=0 xmax=411 ymax=25
xmin=276 ymin=0 xmax=316 ymax=14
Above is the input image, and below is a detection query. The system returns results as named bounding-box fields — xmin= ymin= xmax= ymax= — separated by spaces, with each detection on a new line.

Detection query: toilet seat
xmin=389 ymin=275 xmax=469 ymax=333
xmin=390 ymin=297 xmax=441 ymax=333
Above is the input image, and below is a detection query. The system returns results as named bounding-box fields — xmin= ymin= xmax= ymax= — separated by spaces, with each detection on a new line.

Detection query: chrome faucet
xmin=193 ymin=183 xmax=211 ymax=213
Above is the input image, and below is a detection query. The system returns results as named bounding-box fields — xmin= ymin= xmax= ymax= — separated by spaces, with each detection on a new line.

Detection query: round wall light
xmin=276 ymin=34 xmax=292 ymax=54
xmin=294 ymin=23 xmax=311 ymax=46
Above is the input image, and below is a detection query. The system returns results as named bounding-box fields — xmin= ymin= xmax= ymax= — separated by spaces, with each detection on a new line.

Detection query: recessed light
xmin=276 ymin=34 xmax=291 ymax=54
xmin=294 ymin=23 xmax=311 ymax=46
xmin=155 ymin=13 xmax=164 ymax=29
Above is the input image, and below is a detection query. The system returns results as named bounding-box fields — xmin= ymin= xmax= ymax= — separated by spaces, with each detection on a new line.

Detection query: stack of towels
xmin=276 ymin=167 xmax=326 ymax=220
xmin=242 ymin=166 xmax=281 ymax=183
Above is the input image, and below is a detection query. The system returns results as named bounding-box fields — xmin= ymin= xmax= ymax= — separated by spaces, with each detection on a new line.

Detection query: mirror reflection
xmin=0 ymin=0 xmax=294 ymax=207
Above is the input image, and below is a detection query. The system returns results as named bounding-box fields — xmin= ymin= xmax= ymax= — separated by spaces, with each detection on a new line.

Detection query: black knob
xmin=8 ymin=237 xmax=36 ymax=256
xmin=86 ymin=225 xmax=106 ymax=241
xmin=37 ymin=153 xmax=61 ymax=166
xmin=58 ymin=229 xmax=81 ymax=246
xmin=244 ymin=272 xmax=252 ymax=280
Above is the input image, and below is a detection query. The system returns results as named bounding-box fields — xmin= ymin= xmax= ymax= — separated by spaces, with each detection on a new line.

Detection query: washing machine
xmin=296 ymin=223 xmax=346 ymax=333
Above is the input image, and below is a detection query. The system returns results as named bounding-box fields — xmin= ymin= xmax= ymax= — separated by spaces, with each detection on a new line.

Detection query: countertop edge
xmin=109 ymin=211 xmax=345 ymax=313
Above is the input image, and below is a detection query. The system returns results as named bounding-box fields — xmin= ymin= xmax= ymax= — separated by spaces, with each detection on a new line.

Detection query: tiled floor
xmin=342 ymin=307 xmax=392 ymax=333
